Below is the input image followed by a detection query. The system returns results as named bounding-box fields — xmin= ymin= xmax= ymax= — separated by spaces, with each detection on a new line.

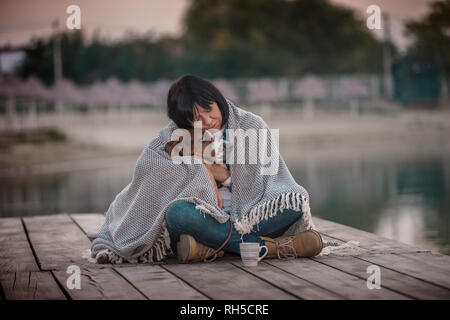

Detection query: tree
xmin=405 ymin=0 xmax=450 ymax=98
xmin=181 ymin=0 xmax=386 ymax=76
xmin=18 ymin=30 xmax=179 ymax=85
xmin=18 ymin=0 xmax=389 ymax=84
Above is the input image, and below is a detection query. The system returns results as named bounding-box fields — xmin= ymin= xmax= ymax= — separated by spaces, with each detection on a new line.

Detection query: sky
xmin=0 ymin=0 xmax=434 ymax=51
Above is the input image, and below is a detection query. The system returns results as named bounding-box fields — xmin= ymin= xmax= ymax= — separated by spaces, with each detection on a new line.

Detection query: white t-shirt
xmin=218 ymin=163 xmax=232 ymax=213
xmin=215 ymin=127 xmax=232 ymax=213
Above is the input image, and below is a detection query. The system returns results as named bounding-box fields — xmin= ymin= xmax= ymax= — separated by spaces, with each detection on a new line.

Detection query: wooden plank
xmin=314 ymin=217 xmax=430 ymax=254
xmin=357 ymin=252 xmax=450 ymax=290
xmin=230 ymin=261 xmax=343 ymax=300
xmin=163 ymin=261 xmax=297 ymax=300
xmin=312 ymin=255 xmax=450 ymax=300
xmin=397 ymin=252 xmax=450 ymax=273
xmin=265 ymin=258 xmax=410 ymax=300
xmin=70 ymin=213 xmax=105 ymax=235
xmin=22 ymin=214 xmax=101 ymax=271
xmin=52 ymin=266 xmax=146 ymax=300
xmin=70 ymin=213 xmax=111 ymax=265
xmin=315 ymin=219 xmax=450 ymax=297
xmin=114 ymin=265 xmax=208 ymax=300
xmin=0 ymin=271 xmax=66 ymax=300
xmin=0 ymin=218 xmax=40 ymax=273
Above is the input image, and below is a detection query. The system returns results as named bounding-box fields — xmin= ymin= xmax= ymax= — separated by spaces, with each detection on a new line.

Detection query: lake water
xmin=1 ymin=142 xmax=449 ymax=255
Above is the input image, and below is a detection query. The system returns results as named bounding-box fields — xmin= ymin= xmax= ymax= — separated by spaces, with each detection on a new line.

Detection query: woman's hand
xmin=205 ymin=163 xmax=224 ymax=208
xmin=216 ymin=190 xmax=224 ymax=209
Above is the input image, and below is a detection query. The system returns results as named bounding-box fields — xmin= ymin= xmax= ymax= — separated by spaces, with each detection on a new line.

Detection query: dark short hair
xmin=167 ymin=75 xmax=229 ymax=129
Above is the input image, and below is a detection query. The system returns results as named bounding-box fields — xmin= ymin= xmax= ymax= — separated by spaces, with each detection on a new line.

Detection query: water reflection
xmin=0 ymin=166 xmax=134 ymax=217
xmin=0 ymin=145 xmax=449 ymax=255
xmin=287 ymin=150 xmax=450 ymax=255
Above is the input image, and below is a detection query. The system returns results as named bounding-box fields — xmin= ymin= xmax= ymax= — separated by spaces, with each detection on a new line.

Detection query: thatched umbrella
xmin=246 ymin=78 xmax=280 ymax=121
xmin=124 ymin=80 xmax=155 ymax=107
xmin=247 ymin=78 xmax=279 ymax=104
xmin=293 ymin=75 xmax=328 ymax=119
xmin=292 ymin=75 xmax=327 ymax=100
xmin=212 ymin=78 xmax=239 ymax=101
xmin=50 ymin=78 xmax=84 ymax=103
xmin=14 ymin=77 xmax=51 ymax=128
xmin=331 ymin=77 xmax=370 ymax=99
xmin=103 ymin=77 xmax=128 ymax=106
xmin=149 ymin=79 xmax=171 ymax=109
xmin=0 ymin=75 xmax=22 ymax=130
xmin=84 ymin=81 xmax=107 ymax=107
xmin=0 ymin=74 xmax=22 ymax=97
xmin=332 ymin=77 xmax=370 ymax=117
xmin=82 ymin=78 xmax=124 ymax=113
xmin=14 ymin=76 xmax=50 ymax=100
xmin=49 ymin=79 xmax=84 ymax=116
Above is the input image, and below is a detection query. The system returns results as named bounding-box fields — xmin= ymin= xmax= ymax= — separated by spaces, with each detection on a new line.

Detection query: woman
xmin=88 ymin=75 xmax=322 ymax=264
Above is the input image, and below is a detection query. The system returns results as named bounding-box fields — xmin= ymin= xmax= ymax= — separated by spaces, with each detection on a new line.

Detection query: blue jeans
xmin=165 ymin=194 xmax=303 ymax=257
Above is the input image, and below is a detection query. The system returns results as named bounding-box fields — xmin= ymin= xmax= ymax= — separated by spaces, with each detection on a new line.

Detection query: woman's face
xmin=192 ymin=102 xmax=224 ymax=130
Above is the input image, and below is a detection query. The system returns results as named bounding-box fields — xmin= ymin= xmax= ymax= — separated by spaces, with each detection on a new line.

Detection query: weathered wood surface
xmin=357 ymin=252 xmax=450 ymax=290
xmin=1 ymin=213 xmax=449 ymax=300
xmin=52 ymin=267 xmax=146 ymax=300
xmin=0 ymin=218 xmax=40 ymax=273
xmin=265 ymin=258 xmax=409 ymax=300
xmin=22 ymin=214 xmax=102 ymax=271
xmin=163 ymin=261 xmax=297 ymax=300
xmin=70 ymin=213 xmax=105 ymax=235
xmin=0 ymin=271 xmax=66 ymax=300
xmin=230 ymin=260 xmax=343 ymax=300
xmin=313 ymin=217 xmax=430 ymax=254
xmin=114 ymin=264 xmax=208 ymax=300
xmin=311 ymin=255 xmax=450 ymax=300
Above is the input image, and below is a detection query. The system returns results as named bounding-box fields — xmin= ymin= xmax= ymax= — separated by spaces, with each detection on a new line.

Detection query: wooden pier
xmin=0 ymin=213 xmax=449 ymax=300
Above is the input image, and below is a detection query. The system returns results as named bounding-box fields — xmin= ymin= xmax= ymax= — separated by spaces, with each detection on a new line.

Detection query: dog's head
xmin=164 ymin=128 xmax=230 ymax=163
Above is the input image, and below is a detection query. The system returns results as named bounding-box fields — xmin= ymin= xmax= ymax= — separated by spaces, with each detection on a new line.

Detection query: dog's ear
xmin=164 ymin=141 xmax=177 ymax=155
xmin=164 ymin=136 xmax=184 ymax=156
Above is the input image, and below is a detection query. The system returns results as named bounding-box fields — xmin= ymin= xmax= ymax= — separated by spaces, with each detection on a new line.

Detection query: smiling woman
xmin=88 ymin=74 xmax=320 ymax=266
xmin=160 ymin=74 xmax=322 ymax=263
xmin=166 ymin=75 xmax=232 ymax=210
xmin=167 ymin=75 xmax=229 ymax=130
xmin=192 ymin=101 xmax=224 ymax=130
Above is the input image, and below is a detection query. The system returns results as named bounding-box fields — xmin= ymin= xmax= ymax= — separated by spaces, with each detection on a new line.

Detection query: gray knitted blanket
xmin=87 ymin=99 xmax=316 ymax=263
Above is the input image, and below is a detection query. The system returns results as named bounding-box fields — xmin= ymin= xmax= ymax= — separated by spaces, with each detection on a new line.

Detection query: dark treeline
xmin=404 ymin=0 xmax=450 ymax=89
xmin=18 ymin=0 xmax=401 ymax=85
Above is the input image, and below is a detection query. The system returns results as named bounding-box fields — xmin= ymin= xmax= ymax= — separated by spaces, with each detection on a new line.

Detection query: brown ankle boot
xmin=177 ymin=234 xmax=225 ymax=263
xmin=260 ymin=230 xmax=323 ymax=259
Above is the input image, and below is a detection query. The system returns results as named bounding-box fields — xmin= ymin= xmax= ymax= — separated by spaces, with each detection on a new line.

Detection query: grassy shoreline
xmin=1 ymin=110 xmax=450 ymax=171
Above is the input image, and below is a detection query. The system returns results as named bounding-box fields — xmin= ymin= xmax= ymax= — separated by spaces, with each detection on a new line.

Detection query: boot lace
xmin=203 ymin=248 xmax=218 ymax=262
xmin=276 ymin=236 xmax=298 ymax=259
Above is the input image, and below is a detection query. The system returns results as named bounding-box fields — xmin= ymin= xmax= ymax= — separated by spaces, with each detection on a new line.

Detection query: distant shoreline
xmin=1 ymin=110 xmax=450 ymax=175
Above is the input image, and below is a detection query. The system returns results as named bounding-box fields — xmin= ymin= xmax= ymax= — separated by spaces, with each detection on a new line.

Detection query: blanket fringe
xmin=319 ymin=240 xmax=360 ymax=256
xmin=93 ymin=192 xmax=323 ymax=264
xmin=234 ymin=192 xmax=315 ymax=235
xmin=94 ymin=222 xmax=173 ymax=264
xmin=195 ymin=204 xmax=212 ymax=215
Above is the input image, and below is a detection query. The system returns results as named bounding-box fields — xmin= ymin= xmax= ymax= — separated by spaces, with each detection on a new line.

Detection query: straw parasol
xmin=292 ymin=75 xmax=327 ymax=100
xmin=247 ymin=78 xmax=279 ymax=104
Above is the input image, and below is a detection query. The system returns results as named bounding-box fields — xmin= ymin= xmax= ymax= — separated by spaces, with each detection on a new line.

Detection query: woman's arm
xmin=206 ymin=163 xmax=230 ymax=182
xmin=205 ymin=164 xmax=224 ymax=208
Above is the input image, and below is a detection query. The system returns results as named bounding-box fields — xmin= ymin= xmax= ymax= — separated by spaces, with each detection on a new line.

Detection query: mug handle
xmin=258 ymin=245 xmax=268 ymax=262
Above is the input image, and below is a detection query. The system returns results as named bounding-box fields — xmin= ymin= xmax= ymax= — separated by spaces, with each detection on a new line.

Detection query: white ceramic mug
xmin=239 ymin=242 xmax=268 ymax=267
